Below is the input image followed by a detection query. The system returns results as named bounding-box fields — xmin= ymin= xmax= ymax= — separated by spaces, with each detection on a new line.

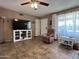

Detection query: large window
xmin=57 ymin=11 xmax=79 ymax=38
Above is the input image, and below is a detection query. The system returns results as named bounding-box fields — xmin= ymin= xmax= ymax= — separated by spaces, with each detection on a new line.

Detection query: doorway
xmin=41 ymin=18 xmax=48 ymax=35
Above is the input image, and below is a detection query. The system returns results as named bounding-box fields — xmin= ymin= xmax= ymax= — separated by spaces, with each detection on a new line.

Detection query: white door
xmin=35 ymin=19 xmax=40 ymax=36
xmin=41 ymin=18 xmax=48 ymax=35
xmin=0 ymin=19 xmax=4 ymax=43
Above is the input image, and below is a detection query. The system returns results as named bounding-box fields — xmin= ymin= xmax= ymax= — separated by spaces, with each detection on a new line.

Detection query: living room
xmin=0 ymin=0 xmax=79 ymax=59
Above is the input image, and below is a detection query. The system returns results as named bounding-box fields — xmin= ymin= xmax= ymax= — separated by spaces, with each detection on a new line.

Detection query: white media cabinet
xmin=13 ymin=30 xmax=32 ymax=42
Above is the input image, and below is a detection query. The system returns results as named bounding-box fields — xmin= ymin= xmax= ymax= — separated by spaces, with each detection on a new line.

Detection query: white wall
xmin=41 ymin=18 xmax=48 ymax=35
xmin=35 ymin=19 xmax=40 ymax=36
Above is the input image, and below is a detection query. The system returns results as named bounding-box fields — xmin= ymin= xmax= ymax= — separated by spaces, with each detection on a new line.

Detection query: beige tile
xmin=0 ymin=37 xmax=78 ymax=59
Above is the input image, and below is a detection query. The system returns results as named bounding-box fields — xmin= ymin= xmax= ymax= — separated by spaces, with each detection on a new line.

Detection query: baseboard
xmin=34 ymin=35 xmax=41 ymax=37
xmin=0 ymin=39 xmax=12 ymax=42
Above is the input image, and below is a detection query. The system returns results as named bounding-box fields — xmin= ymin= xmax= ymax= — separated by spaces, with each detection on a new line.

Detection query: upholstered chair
xmin=42 ymin=29 xmax=55 ymax=44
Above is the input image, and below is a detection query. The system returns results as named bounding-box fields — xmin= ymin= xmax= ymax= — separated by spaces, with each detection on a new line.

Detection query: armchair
xmin=42 ymin=29 xmax=55 ymax=44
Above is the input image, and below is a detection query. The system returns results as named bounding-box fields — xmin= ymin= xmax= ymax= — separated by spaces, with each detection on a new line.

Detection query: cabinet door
xmin=28 ymin=30 xmax=32 ymax=38
xmin=21 ymin=31 xmax=26 ymax=39
xmin=13 ymin=30 xmax=21 ymax=42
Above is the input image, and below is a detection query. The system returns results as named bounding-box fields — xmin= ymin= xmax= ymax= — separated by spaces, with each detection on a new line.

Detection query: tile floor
xmin=0 ymin=37 xmax=79 ymax=59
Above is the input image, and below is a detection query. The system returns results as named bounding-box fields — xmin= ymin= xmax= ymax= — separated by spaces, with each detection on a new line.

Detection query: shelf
xmin=13 ymin=30 xmax=32 ymax=42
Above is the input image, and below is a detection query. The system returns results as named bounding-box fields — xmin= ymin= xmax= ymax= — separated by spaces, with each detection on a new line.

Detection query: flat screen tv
xmin=12 ymin=20 xmax=30 ymax=30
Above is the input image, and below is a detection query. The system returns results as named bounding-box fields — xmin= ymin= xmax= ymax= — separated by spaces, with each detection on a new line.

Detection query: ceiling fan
xmin=21 ymin=0 xmax=49 ymax=10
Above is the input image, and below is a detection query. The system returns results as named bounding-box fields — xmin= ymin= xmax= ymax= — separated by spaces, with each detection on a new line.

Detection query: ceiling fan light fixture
xmin=34 ymin=2 xmax=38 ymax=8
xmin=21 ymin=0 xmax=49 ymax=10
xmin=31 ymin=2 xmax=38 ymax=9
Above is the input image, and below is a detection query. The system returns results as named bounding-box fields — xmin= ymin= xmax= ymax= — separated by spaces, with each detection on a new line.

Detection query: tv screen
xmin=12 ymin=20 xmax=30 ymax=30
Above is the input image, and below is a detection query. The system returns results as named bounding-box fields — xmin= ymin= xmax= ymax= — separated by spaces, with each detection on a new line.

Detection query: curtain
xmin=57 ymin=11 xmax=79 ymax=39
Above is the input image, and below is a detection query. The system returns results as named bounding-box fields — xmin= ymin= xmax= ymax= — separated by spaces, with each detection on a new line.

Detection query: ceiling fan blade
xmin=38 ymin=1 xmax=49 ymax=6
xmin=21 ymin=2 xmax=30 ymax=5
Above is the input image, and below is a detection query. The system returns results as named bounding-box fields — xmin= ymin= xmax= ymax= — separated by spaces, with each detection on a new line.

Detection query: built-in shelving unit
xmin=13 ymin=30 xmax=32 ymax=42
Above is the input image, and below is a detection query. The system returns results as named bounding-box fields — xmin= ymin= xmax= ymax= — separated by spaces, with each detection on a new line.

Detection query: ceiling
xmin=0 ymin=0 xmax=79 ymax=17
